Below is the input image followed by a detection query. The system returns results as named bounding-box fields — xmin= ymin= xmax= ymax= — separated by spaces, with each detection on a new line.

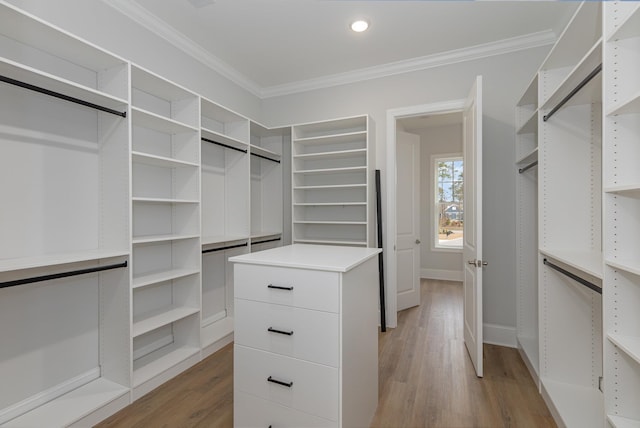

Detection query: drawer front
xmin=234 ymin=345 xmax=339 ymax=421
xmin=234 ymin=264 xmax=339 ymax=313
xmin=235 ymin=298 xmax=339 ymax=367
xmin=234 ymin=391 xmax=337 ymax=428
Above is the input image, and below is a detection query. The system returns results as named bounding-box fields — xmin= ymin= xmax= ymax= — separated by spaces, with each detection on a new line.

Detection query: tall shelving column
xmin=537 ymin=2 xmax=604 ymax=426
xmin=249 ymin=121 xmax=287 ymax=247
xmin=0 ymin=2 xmax=131 ymax=426
xmin=515 ymin=75 xmax=539 ymax=386
xmin=200 ymin=97 xmax=250 ymax=356
xmin=291 ymin=115 xmax=375 ymax=247
xmin=603 ymin=3 xmax=640 ymax=427
xmin=130 ymin=65 xmax=201 ymax=400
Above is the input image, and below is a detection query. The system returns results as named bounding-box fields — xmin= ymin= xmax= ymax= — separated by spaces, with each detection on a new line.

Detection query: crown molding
xmin=101 ymin=0 xmax=262 ymax=97
xmin=260 ymin=30 xmax=556 ymax=98
xmin=101 ymin=0 xmax=556 ymax=100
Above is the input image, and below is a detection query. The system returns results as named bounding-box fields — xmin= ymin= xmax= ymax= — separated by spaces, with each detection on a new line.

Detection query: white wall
xmin=6 ymin=0 xmax=262 ymax=121
xmin=262 ymin=47 xmax=550 ymax=334
xmin=411 ymin=123 xmax=464 ymax=281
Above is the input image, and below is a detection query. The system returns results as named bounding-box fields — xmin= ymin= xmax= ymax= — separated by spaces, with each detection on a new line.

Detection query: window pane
xmin=435 ymin=156 xmax=463 ymax=249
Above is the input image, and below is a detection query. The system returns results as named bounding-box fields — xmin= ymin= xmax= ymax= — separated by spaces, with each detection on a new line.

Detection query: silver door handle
xmin=468 ymin=260 xmax=488 ymax=267
xmin=415 ymin=239 xmax=421 ymax=244
xmin=468 ymin=260 xmax=477 ymax=265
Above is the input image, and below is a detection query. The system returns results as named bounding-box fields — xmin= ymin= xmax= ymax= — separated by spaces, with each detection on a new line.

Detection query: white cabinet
xmin=291 ymin=116 xmax=375 ymax=247
xmin=603 ymin=3 xmax=640 ymax=426
xmin=230 ymin=244 xmax=381 ymax=428
xmin=0 ymin=2 xmax=130 ymax=426
xmin=130 ymin=65 xmax=201 ymax=400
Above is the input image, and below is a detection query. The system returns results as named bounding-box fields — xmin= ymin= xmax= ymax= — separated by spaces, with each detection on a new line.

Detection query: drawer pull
xmin=267 ymin=376 xmax=293 ymax=388
xmin=267 ymin=284 xmax=294 ymax=291
xmin=268 ymin=327 xmax=294 ymax=336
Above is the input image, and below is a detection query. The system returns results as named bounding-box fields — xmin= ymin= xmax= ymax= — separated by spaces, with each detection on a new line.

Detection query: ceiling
xmin=104 ymin=0 xmax=579 ymax=98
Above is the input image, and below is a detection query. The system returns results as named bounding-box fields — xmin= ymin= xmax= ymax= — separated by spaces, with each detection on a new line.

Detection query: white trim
xmin=201 ymin=332 xmax=234 ymax=359
xmin=483 ymin=323 xmax=517 ymax=348
xmin=421 ymin=268 xmax=463 ymax=282
xmin=387 ymin=100 xmax=465 ymax=329
xmin=98 ymin=2 xmax=557 ymax=99
xmin=262 ymin=31 xmax=556 ymax=98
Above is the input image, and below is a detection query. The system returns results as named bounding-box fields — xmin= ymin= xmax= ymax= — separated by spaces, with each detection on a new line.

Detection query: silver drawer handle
xmin=267 ymin=376 xmax=293 ymax=388
xmin=267 ymin=284 xmax=293 ymax=291
xmin=268 ymin=327 xmax=294 ymax=336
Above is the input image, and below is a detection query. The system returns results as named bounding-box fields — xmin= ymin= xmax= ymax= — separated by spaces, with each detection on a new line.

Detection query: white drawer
xmin=234 ymin=298 xmax=339 ymax=367
xmin=234 ymin=264 xmax=340 ymax=313
xmin=234 ymin=391 xmax=337 ymax=428
xmin=234 ymin=345 xmax=339 ymax=421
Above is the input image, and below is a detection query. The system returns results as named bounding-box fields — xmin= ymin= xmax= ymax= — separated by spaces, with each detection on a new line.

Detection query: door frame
xmin=385 ymin=99 xmax=465 ymax=328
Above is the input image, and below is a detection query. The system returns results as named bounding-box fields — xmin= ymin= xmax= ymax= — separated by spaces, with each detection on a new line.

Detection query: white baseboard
xmin=421 ymin=268 xmax=463 ymax=282
xmin=483 ymin=323 xmax=517 ymax=348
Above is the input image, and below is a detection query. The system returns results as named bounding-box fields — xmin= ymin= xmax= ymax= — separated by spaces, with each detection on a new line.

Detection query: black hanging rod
xmin=543 ymin=63 xmax=602 ymax=122
xmin=251 ymin=152 xmax=280 ymax=164
xmin=201 ymin=137 xmax=247 ymax=154
xmin=252 ymin=237 xmax=281 ymax=245
xmin=0 ymin=261 xmax=128 ymax=289
xmin=202 ymin=242 xmax=248 ymax=254
xmin=543 ymin=258 xmax=601 ymax=295
xmin=519 ymin=160 xmax=538 ymax=174
xmin=0 ymin=74 xmax=127 ymax=118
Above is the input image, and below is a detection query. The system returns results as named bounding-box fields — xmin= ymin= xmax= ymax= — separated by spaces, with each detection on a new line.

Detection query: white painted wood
xmin=234 ymin=392 xmax=336 ymax=428
xmin=462 ymin=76 xmax=483 ymax=378
xmin=234 ymin=298 xmax=340 ymax=367
xmin=541 ymin=378 xmax=604 ymax=428
xmin=395 ymin=131 xmax=421 ymax=311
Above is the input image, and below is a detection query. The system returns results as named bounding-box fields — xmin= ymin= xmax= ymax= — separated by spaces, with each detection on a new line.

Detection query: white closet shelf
xmin=131 ymin=107 xmax=198 ymax=133
xmin=294 ymin=221 xmax=366 ymax=225
xmin=131 ymin=151 xmax=199 ymax=168
xmin=250 ymin=145 xmax=281 ymax=160
xmin=516 ymin=110 xmax=538 ymax=135
xmin=251 ymin=231 xmax=282 ymax=240
xmin=132 ymin=234 xmax=199 ymax=245
xmin=541 ymin=378 xmax=603 ymax=428
xmin=133 ymin=305 xmax=200 ymax=338
xmin=608 ymin=333 xmax=640 ymax=365
xmin=202 ymin=235 xmax=249 ymax=246
xmin=608 ymin=415 xmax=640 ymax=428
xmin=516 ymin=148 xmax=538 ymax=165
xmin=294 ymin=184 xmax=366 ymax=190
xmin=540 ymin=248 xmax=603 ymax=279
xmin=0 ymin=58 xmax=127 ymax=112
xmin=294 ymin=166 xmax=366 ymax=175
xmin=606 ymin=259 xmax=640 ymax=277
xmin=294 ymin=202 xmax=366 ymax=207
xmin=517 ymin=335 xmax=539 ymax=376
xmin=606 ymin=90 xmax=640 ymax=116
xmin=0 ymin=249 xmax=128 ymax=274
xmin=604 ymin=184 xmax=640 ymax=195
xmin=131 ymin=65 xmax=196 ymax=107
xmin=541 ymin=40 xmax=602 ymax=111
xmin=132 ymin=267 xmax=199 ymax=289
xmin=293 ymin=130 xmax=366 ymax=145
xmin=201 ymin=127 xmax=248 ymax=151
xmin=201 ymin=97 xmax=246 ymax=123
xmin=133 ymin=343 xmax=200 ymax=387
xmin=2 ymin=378 xmax=128 ymax=428
xmin=293 ymin=238 xmax=367 ymax=247
xmin=607 ymin=3 xmax=640 ymax=41
xmin=132 ymin=197 xmax=199 ymax=204
xmin=517 ymin=75 xmax=538 ymax=107
xmin=294 ymin=148 xmax=366 ymax=161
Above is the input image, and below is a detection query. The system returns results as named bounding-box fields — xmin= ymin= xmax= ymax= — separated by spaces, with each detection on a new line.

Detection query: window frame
xmin=431 ymin=152 xmax=463 ymax=253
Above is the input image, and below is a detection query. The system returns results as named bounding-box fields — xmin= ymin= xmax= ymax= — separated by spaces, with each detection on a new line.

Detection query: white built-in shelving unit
xmin=291 ymin=115 xmax=375 ymax=247
xmin=129 ymin=64 xmax=202 ymax=400
xmin=603 ymin=2 xmax=640 ymax=427
xmin=515 ymin=2 xmax=609 ymax=427
xmin=0 ymin=2 xmax=131 ymax=426
xmin=515 ymin=74 xmax=539 ymax=385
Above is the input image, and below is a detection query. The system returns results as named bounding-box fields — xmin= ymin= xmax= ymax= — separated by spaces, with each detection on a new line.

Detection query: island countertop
xmin=228 ymin=243 xmax=381 ymax=273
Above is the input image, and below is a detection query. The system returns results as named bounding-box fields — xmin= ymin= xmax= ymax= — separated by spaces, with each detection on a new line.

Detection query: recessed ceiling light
xmin=351 ymin=20 xmax=369 ymax=33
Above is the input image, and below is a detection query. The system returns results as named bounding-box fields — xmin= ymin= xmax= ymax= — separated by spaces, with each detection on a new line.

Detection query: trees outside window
xmin=435 ymin=156 xmax=463 ymax=248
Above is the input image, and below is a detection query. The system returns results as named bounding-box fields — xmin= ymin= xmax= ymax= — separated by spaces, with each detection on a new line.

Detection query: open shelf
xmin=541 ymin=379 xmax=603 ymax=428
xmin=133 ymin=343 xmax=200 ymax=388
xmin=132 ymin=268 xmax=200 ymax=290
xmin=540 ymin=248 xmax=603 ymax=279
xmin=0 ymin=250 xmax=129 ymax=274
xmin=607 ymin=3 xmax=640 ymax=41
xmin=607 ymin=90 xmax=640 ymax=116
xmin=294 ymin=166 xmax=367 ymax=175
xmin=516 ymin=110 xmax=538 ymax=135
xmin=131 ymin=234 xmax=199 ymax=245
xmin=516 ymin=148 xmax=538 ymax=166
xmin=132 ymin=305 xmax=200 ymax=338
xmin=202 ymin=127 xmax=248 ymax=152
xmin=131 ymin=151 xmax=199 ymax=169
xmin=608 ymin=415 xmax=640 ymax=428
xmin=608 ymin=334 xmax=640 ymax=365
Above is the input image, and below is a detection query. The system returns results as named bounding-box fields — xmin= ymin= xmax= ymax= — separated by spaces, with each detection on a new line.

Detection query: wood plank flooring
xmin=96 ymin=279 xmax=554 ymax=427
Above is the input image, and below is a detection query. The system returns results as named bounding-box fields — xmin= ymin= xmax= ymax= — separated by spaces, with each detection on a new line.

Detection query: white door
xmin=463 ymin=76 xmax=483 ymax=377
xmin=396 ymin=130 xmax=421 ymax=311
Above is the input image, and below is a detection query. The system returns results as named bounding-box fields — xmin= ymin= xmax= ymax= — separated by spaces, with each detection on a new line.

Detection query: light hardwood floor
xmin=96 ymin=279 xmax=554 ymax=427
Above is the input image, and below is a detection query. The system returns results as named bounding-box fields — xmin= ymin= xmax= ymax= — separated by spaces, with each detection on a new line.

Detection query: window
xmin=435 ymin=155 xmax=463 ymax=249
